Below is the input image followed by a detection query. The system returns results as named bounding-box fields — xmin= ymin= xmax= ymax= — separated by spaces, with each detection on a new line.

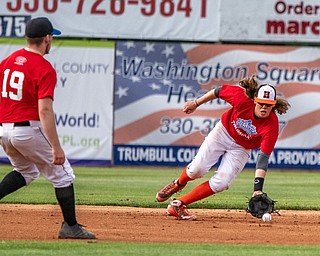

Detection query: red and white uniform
xmin=0 ymin=48 xmax=74 ymax=187
xmin=187 ymin=84 xmax=278 ymax=193
xmin=220 ymin=85 xmax=278 ymax=155
xmin=0 ymin=48 xmax=56 ymax=122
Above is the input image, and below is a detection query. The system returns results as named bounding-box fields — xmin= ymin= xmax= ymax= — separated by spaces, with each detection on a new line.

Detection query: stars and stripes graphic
xmin=114 ymin=41 xmax=320 ymax=155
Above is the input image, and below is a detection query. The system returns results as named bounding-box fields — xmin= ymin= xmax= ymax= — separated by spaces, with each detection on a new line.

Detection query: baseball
xmin=262 ymin=213 xmax=272 ymax=222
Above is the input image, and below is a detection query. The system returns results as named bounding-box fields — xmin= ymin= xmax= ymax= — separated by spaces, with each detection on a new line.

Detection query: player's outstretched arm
xmin=183 ymin=88 xmax=217 ymax=114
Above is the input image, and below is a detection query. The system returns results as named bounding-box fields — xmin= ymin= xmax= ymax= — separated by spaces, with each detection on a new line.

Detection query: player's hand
xmin=252 ymin=190 xmax=263 ymax=197
xmin=52 ymin=146 xmax=66 ymax=165
xmin=183 ymin=100 xmax=198 ymax=114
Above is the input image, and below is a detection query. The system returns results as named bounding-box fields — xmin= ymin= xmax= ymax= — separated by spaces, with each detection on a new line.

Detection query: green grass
xmin=0 ymin=38 xmax=114 ymax=48
xmin=1 ymin=166 xmax=319 ymax=210
xmin=0 ymin=165 xmax=320 ymax=255
xmin=0 ymin=241 xmax=319 ymax=256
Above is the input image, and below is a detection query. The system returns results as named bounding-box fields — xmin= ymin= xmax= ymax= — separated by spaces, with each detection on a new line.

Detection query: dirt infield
xmin=1 ymin=204 xmax=320 ymax=244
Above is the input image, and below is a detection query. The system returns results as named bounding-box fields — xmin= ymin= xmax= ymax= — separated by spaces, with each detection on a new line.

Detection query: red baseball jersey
xmin=0 ymin=48 xmax=56 ymax=122
xmin=219 ymin=84 xmax=279 ymax=155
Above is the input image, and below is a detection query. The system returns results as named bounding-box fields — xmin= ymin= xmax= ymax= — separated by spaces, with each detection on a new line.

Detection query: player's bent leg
xmin=41 ymin=159 xmax=75 ymax=187
xmin=209 ymin=175 xmax=230 ymax=193
xmin=0 ymin=171 xmax=26 ymax=199
xmin=209 ymin=146 xmax=250 ymax=193
xmin=156 ymin=123 xmax=226 ymax=203
xmin=177 ymin=181 xmax=214 ymax=205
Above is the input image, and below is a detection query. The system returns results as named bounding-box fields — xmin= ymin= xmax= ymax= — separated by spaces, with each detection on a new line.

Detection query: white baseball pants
xmin=186 ymin=121 xmax=251 ymax=193
xmin=0 ymin=121 xmax=75 ymax=188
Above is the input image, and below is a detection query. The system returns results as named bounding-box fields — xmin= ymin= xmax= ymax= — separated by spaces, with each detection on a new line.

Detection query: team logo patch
xmin=14 ymin=56 xmax=27 ymax=65
xmin=236 ymin=118 xmax=257 ymax=135
xmin=263 ymin=91 xmax=270 ymax=99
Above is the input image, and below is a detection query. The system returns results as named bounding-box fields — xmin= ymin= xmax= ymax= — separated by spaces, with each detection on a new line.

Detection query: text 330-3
xmin=160 ymin=117 xmax=220 ymax=137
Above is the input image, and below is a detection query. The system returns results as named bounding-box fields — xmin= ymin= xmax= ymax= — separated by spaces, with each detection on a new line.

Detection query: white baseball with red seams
xmin=262 ymin=213 xmax=272 ymax=222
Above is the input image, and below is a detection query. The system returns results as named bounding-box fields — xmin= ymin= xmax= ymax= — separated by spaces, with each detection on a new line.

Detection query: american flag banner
xmin=114 ymin=41 xmax=320 ymax=169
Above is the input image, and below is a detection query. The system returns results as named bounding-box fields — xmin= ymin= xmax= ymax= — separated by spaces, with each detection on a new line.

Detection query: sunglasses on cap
xmin=256 ymin=102 xmax=275 ymax=107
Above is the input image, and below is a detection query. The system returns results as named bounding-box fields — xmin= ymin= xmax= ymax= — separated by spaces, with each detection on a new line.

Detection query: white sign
xmin=0 ymin=0 xmax=220 ymax=41
xmin=0 ymin=42 xmax=114 ymax=165
xmin=221 ymin=0 xmax=320 ymax=42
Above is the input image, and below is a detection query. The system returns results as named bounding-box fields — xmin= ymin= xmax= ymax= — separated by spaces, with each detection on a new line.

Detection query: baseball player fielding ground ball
xmin=0 ymin=17 xmax=95 ymax=239
xmin=156 ymin=76 xmax=290 ymax=220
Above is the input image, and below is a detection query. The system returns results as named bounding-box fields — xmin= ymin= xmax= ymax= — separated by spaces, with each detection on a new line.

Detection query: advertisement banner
xmin=1 ymin=0 xmax=319 ymax=43
xmin=0 ymin=40 xmax=114 ymax=166
xmin=0 ymin=0 xmax=220 ymax=41
xmin=221 ymin=0 xmax=320 ymax=43
xmin=114 ymin=41 xmax=320 ymax=169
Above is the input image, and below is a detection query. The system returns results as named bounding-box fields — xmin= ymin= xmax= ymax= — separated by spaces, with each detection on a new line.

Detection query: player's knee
xmin=51 ymin=175 xmax=75 ymax=188
xmin=186 ymin=167 xmax=207 ymax=179
xmin=22 ymin=172 xmax=40 ymax=185
xmin=209 ymin=176 xmax=230 ymax=193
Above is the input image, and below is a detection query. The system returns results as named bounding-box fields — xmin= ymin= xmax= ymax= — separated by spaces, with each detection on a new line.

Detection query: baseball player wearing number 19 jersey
xmin=0 ymin=17 xmax=95 ymax=238
xmin=156 ymin=76 xmax=290 ymax=220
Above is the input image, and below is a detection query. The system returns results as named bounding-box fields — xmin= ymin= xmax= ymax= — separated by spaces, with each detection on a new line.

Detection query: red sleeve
xmin=37 ymin=67 xmax=56 ymax=100
xmin=219 ymin=84 xmax=246 ymax=107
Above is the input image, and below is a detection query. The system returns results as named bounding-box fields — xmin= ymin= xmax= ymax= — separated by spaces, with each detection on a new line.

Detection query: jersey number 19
xmin=1 ymin=69 xmax=24 ymax=102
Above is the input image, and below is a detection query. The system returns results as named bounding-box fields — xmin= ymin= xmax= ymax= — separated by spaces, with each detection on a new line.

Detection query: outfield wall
xmin=113 ymin=42 xmax=320 ymax=169
xmin=0 ymin=40 xmax=319 ymax=169
xmin=0 ymin=0 xmax=319 ymax=169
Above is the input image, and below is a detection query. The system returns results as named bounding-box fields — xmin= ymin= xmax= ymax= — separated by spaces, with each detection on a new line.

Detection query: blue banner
xmin=114 ymin=145 xmax=320 ymax=169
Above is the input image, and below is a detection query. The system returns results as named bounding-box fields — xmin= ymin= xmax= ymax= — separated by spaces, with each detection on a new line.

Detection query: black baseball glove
xmin=247 ymin=193 xmax=276 ymax=218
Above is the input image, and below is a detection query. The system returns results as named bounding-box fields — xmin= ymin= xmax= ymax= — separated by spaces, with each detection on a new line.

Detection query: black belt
xmin=0 ymin=121 xmax=30 ymax=127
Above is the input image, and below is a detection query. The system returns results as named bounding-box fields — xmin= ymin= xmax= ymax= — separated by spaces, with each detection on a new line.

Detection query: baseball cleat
xmin=58 ymin=222 xmax=96 ymax=239
xmin=156 ymin=179 xmax=185 ymax=202
xmin=166 ymin=200 xmax=197 ymax=220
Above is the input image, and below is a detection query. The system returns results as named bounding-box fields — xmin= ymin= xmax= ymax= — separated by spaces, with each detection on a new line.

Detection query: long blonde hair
xmin=239 ymin=75 xmax=290 ymax=115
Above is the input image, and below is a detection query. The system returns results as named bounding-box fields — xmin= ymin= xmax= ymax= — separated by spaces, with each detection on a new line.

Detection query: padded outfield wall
xmin=0 ymin=0 xmax=319 ymax=169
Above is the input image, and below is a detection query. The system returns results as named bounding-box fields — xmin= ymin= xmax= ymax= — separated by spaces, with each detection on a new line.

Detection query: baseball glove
xmin=247 ymin=193 xmax=275 ymax=218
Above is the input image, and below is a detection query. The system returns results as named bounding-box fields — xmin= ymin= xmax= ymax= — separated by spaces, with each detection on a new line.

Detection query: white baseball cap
xmin=254 ymin=84 xmax=277 ymax=105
